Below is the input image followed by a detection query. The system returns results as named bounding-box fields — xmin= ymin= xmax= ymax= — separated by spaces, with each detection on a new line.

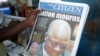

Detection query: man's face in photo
xmin=45 ymin=34 xmax=68 ymax=55
xmin=44 ymin=19 xmax=71 ymax=55
xmin=29 ymin=42 xmax=39 ymax=55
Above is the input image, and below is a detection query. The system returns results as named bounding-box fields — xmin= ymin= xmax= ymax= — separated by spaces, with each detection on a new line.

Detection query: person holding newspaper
xmin=0 ymin=8 xmax=41 ymax=56
xmin=37 ymin=19 xmax=71 ymax=56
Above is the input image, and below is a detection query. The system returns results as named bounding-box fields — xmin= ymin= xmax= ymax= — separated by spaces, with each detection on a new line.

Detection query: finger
xmin=27 ymin=8 xmax=42 ymax=19
xmin=32 ymin=8 xmax=42 ymax=15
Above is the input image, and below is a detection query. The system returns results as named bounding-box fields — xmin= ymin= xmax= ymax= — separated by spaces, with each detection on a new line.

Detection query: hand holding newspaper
xmin=23 ymin=0 xmax=89 ymax=56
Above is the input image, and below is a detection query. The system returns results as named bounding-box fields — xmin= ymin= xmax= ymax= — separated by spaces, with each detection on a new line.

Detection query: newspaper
xmin=24 ymin=0 xmax=89 ymax=56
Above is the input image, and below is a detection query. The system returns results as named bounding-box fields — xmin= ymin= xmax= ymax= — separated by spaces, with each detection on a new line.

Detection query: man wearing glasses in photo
xmin=37 ymin=19 xmax=71 ymax=56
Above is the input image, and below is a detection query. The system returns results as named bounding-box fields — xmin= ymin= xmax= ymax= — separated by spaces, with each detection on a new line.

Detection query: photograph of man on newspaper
xmin=37 ymin=19 xmax=71 ymax=56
